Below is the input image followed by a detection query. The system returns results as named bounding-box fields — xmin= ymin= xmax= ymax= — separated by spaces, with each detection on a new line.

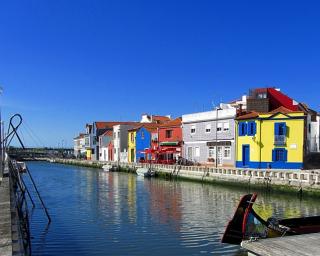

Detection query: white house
xmin=113 ymin=124 xmax=137 ymax=162
xmin=182 ymin=104 xmax=237 ymax=166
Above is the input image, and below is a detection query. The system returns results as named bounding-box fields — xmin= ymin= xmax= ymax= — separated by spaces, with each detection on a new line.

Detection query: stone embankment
xmin=49 ymin=158 xmax=320 ymax=196
xmin=0 ymin=162 xmax=25 ymax=256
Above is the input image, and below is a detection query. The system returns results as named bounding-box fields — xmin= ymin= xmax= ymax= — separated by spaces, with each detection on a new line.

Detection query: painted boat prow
xmin=221 ymin=193 xmax=257 ymax=245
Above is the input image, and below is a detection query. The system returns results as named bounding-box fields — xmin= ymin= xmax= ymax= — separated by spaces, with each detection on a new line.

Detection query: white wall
xmin=99 ymin=147 xmax=109 ymax=161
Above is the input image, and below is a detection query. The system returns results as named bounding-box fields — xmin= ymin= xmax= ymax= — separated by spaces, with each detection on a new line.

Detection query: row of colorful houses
xmin=74 ymin=87 xmax=320 ymax=169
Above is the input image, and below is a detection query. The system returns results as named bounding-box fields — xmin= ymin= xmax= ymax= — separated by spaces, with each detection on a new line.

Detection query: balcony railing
xmin=274 ymin=135 xmax=286 ymax=145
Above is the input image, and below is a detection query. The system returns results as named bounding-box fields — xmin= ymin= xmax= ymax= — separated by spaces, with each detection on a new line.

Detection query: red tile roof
xmin=269 ymin=106 xmax=295 ymax=114
xmin=152 ymin=115 xmax=171 ymax=122
xmin=237 ymin=106 xmax=304 ymax=120
xmin=102 ymin=130 xmax=113 ymax=136
xmin=159 ymin=117 xmax=182 ymax=127
xmin=128 ymin=123 xmax=161 ymax=132
xmin=95 ymin=121 xmax=138 ymax=129
xmin=236 ymin=111 xmax=259 ymax=120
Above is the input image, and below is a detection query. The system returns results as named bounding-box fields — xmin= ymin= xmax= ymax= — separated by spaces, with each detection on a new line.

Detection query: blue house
xmin=135 ymin=125 xmax=157 ymax=162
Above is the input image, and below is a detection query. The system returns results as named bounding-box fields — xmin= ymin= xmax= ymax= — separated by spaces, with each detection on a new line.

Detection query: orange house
xmin=158 ymin=117 xmax=182 ymax=164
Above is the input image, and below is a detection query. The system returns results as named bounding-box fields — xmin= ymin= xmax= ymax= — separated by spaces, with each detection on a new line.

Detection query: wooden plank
xmin=241 ymin=233 xmax=320 ymax=256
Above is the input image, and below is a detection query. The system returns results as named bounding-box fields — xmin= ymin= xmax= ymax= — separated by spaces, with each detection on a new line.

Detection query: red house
xmin=157 ymin=117 xmax=182 ymax=164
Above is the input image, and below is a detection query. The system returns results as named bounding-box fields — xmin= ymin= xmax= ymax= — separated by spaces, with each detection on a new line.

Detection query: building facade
xmin=182 ymin=105 xmax=237 ymax=166
xmin=73 ymin=133 xmax=86 ymax=158
xmin=98 ymin=130 xmax=113 ymax=161
xmin=158 ymin=117 xmax=182 ymax=164
xmin=235 ymin=107 xmax=305 ymax=169
xmin=113 ymin=124 xmax=136 ymax=162
xmin=128 ymin=130 xmax=137 ymax=163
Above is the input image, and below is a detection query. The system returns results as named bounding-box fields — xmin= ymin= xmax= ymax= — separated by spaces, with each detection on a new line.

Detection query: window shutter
xmin=283 ymin=123 xmax=287 ymax=137
xmin=272 ymin=149 xmax=276 ymax=162
xmin=274 ymin=123 xmax=279 ymax=135
xmin=253 ymin=122 xmax=257 ymax=135
xmin=284 ymin=149 xmax=288 ymax=162
xmin=238 ymin=123 xmax=243 ymax=136
xmin=247 ymin=122 xmax=252 ymax=135
xmin=243 ymin=122 xmax=247 ymax=136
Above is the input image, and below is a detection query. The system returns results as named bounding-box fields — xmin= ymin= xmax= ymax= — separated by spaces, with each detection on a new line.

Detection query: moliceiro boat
xmin=136 ymin=167 xmax=155 ymax=177
xmin=221 ymin=193 xmax=320 ymax=245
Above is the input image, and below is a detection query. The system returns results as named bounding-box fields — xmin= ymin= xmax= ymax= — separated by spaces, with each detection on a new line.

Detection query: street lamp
xmin=215 ymin=106 xmax=222 ymax=168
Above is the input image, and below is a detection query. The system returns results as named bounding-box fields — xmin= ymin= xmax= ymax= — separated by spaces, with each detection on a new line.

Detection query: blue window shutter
xmin=247 ymin=121 xmax=256 ymax=136
xmin=253 ymin=122 xmax=257 ymax=135
xmin=243 ymin=122 xmax=247 ymax=136
xmin=282 ymin=123 xmax=287 ymax=137
xmin=274 ymin=123 xmax=279 ymax=135
xmin=247 ymin=122 xmax=252 ymax=135
xmin=238 ymin=123 xmax=242 ymax=136
xmin=284 ymin=149 xmax=288 ymax=162
xmin=272 ymin=149 xmax=276 ymax=162
xmin=239 ymin=122 xmax=246 ymax=136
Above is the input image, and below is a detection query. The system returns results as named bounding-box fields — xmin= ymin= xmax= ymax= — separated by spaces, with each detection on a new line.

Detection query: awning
xmin=159 ymin=147 xmax=179 ymax=153
xmin=207 ymin=141 xmax=232 ymax=146
xmin=159 ymin=141 xmax=180 ymax=146
xmin=138 ymin=148 xmax=157 ymax=154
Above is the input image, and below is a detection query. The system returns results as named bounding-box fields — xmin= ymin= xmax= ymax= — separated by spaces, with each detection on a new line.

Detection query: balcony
xmin=274 ymin=135 xmax=286 ymax=146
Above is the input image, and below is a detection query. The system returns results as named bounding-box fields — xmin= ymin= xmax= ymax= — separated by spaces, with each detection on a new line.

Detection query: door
xmin=217 ymin=146 xmax=223 ymax=165
xmin=131 ymin=148 xmax=135 ymax=162
xmin=242 ymin=145 xmax=250 ymax=167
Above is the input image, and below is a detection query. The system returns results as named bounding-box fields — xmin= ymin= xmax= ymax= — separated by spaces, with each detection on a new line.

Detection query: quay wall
xmin=0 ymin=176 xmax=13 ymax=256
xmin=0 ymin=162 xmax=25 ymax=256
xmin=48 ymin=158 xmax=320 ymax=196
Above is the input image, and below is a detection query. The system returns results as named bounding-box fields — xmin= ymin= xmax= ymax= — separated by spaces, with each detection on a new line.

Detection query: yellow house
xmin=128 ymin=130 xmax=136 ymax=163
xmin=86 ymin=149 xmax=92 ymax=160
xmin=236 ymin=107 xmax=305 ymax=169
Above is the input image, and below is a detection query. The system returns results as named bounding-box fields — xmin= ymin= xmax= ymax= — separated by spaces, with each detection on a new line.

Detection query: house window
xmin=114 ymin=132 xmax=116 ymax=139
xmin=191 ymin=126 xmax=196 ymax=134
xmin=208 ymin=147 xmax=215 ymax=158
xmin=141 ymin=131 xmax=144 ymax=139
xmin=257 ymin=93 xmax=267 ymax=99
xmin=187 ymin=147 xmax=193 ymax=160
xmin=224 ymin=146 xmax=231 ymax=159
xmin=247 ymin=121 xmax=256 ymax=136
xmin=131 ymin=133 xmax=134 ymax=143
xmin=217 ymin=123 xmax=223 ymax=132
xmin=205 ymin=124 xmax=211 ymax=133
xmin=309 ymin=124 xmax=311 ymax=134
xmin=166 ymin=130 xmax=173 ymax=138
xmin=238 ymin=122 xmax=247 ymax=136
xmin=223 ymin=123 xmax=229 ymax=132
xmin=272 ymin=148 xmax=287 ymax=162
xmin=195 ymin=147 xmax=200 ymax=157
xmin=275 ymin=122 xmax=286 ymax=136
xmin=92 ymin=149 xmax=95 ymax=154
xmin=118 ymin=131 xmax=120 ymax=138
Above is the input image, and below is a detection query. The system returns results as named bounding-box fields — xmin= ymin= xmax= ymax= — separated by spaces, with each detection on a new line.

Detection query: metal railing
xmin=274 ymin=135 xmax=286 ymax=145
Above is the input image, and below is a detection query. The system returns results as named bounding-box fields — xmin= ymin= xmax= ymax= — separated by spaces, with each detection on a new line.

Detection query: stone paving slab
xmin=0 ymin=177 xmax=12 ymax=256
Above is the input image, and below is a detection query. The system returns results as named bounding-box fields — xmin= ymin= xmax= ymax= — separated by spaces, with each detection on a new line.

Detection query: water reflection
xmin=26 ymin=162 xmax=320 ymax=256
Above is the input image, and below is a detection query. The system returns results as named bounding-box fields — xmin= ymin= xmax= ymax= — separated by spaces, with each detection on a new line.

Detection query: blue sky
xmin=1 ymin=0 xmax=319 ymax=147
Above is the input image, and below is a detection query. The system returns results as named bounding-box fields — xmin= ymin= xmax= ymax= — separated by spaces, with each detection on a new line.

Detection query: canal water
xmin=25 ymin=162 xmax=320 ymax=256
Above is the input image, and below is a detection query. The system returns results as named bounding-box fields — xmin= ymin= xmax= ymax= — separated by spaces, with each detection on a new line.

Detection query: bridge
xmin=7 ymin=147 xmax=74 ymax=160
